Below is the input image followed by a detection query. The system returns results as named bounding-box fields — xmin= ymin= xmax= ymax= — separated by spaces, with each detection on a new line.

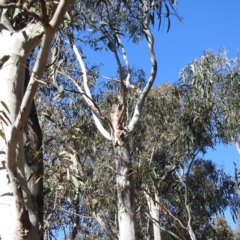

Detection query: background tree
xmin=41 ymin=68 xmax=239 ymax=239
xmin=41 ymin=1 xmax=181 ymax=239
xmin=212 ymin=216 xmax=235 ymax=240
xmin=131 ymin=83 xmax=239 ymax=240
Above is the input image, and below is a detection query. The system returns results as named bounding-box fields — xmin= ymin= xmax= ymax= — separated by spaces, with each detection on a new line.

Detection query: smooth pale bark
xmin=0 ymin=29 xmax=41 ymax=240
xmin=110 ymin=104 xmax=136 ymax=240
xmin=0 ymin=1 xmax=72 ymax=239
xmin=71 ymin=44 xmax=111 ymax=140
xmin=145 ymin=191 xmax=161 ymax=240
xmin=185 ymin=158 xmax=197 ymax=240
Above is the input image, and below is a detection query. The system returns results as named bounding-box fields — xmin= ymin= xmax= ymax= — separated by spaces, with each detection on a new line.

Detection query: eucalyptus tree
xmin=41 ymin=65 xmax=239 ymax=239
xmin=41 ymin=96 xmax=118 ymax=239
xmin=0 ymin=0 xmax=180 ymax=239
xmin=0 ymin=0 xmax=78 ymax=239
xmin=42 ymin=46 xmax=240 ymax=239
xmin=178 ymin=48 xmax=240 ymax=149
xmin=163 ymin=48 xmax=240 ymax=239
xmin=41 ymin=80 xmax=239 ymax=240
xmin=51 ymin=1 xmax=181 ymax=239
xmin=211 ymin=216 xmax=235 ymax=240
xmin=129 ymin=83 xmax=239 ymax=240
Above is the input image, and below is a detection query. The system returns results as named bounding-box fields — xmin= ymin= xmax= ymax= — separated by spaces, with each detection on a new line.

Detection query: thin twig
xmin=58 ymin=206 xmax=93 ymax=219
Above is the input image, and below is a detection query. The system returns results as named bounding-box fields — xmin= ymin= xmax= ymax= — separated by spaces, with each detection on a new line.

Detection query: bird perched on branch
xmin=115 ymin=93 xmax=123 ymax=104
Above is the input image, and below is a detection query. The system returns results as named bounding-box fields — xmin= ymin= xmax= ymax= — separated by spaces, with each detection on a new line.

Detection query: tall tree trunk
xmin=0 ymin=1 xmax=72 ymax=239
xmin=145 ymin=191 xmax=161 ymax=240
xmin=110 ymin=104 xmax=136 ymax=240
xmin=0 ymin=29 xmax=42 ymax=240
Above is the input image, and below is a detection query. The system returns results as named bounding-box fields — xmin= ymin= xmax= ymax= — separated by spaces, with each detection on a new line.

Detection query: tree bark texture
xmin=23 ymin=59 xmax=43 ymax=238
xmin=0 ymin=0 xmax=71 ymax=238
xmin=110 ymin=104 xmax=136 ymax=240
xmin=0 ymin=30 xmax=42 ymax=240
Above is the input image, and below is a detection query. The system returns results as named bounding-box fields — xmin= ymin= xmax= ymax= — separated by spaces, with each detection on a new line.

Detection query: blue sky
xmin=80 ymin=0 xmax=240 ymax=230
xmin=155 ymin=1 xmax=240 ymax=83
xmin=156 ymin=1 xmax=240 ymax=228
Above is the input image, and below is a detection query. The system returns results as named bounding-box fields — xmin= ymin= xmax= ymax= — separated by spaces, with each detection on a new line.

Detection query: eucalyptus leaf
xmin=71 ymin=176 xmax=79 ymax=188
xmin=0 ymin=130 xmax=5 ymax=139
xmin=0 ymin=55 xmax=10 ymax=69
xmin=0 ymin=101 xmax=10 ymax=114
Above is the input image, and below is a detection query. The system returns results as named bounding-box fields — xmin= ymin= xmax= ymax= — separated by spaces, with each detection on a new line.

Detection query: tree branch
xmin=10 ymin=0 xmax=71 ymax=148
xmin=144 ymin=185 xmax=187 ymax=234
xmin=115 ymin=34 xmax=132 ymax=89
xmin=92 ymin=211 xmax=117 ymax=240
xmin=0 ymin=9 xmax=14 ymax=32
xmin=39 ymin=0 xmax=49 ymax=25
xmin=184 ymin=152 xmax=198 ymax=240
xmin=145 ymin=212 xmax=182 ymax=240
xmin=234 ymin=141 xmax=240 ymax=155
xmin=58 ymin=69 xmax=113 ymax=139
xmin=49 ymin=0 xmax=74 ymax=32
xmin=6 ymin=1 xmax=72 ymax=229
xmin=127 ymin=14 xmax=157 ymax=133
xmin=70 ymin=44 xmax=112 ymax=140
xmin=88 ymin=22 xmax=127 ymax=103
xmin=101 ymin=75 xmax=136 ymax=89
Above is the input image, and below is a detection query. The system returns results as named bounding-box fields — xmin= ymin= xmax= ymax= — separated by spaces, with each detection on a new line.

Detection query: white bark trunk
xmin=145 ymin=192 xmax=161 ymax=240
xmin=110 ymin=104 xmax=136 ymax=240
xmin=0 ymin=29 xmax=41 ymax=240
xmin=115 ymin=144 xmax=136 ymax=240
xmin=0 ymin=1 xmax=71 ymax=238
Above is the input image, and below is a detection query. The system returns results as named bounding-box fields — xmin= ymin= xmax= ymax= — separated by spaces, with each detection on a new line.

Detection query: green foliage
xmin=211 ymin=216 xmax=235 ymax=240
xmin=0 ymin=55 xmax=10 ymax=69
xmin=41 ymin=71 xmax=240 ymax=238
xmin=131 ymin=83 xmax=239 ymax=239
xmin=178 ymin=48 xmax=240 ymax=146
xmin=20 ymin=0 xmax=239 ymax=238
xmin=0 ymin=100 xmax=11 ymax=139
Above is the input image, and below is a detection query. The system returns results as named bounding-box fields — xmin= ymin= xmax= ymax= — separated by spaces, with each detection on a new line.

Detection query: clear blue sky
xmin=82 ymin=0 xmax=240 ymax=229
